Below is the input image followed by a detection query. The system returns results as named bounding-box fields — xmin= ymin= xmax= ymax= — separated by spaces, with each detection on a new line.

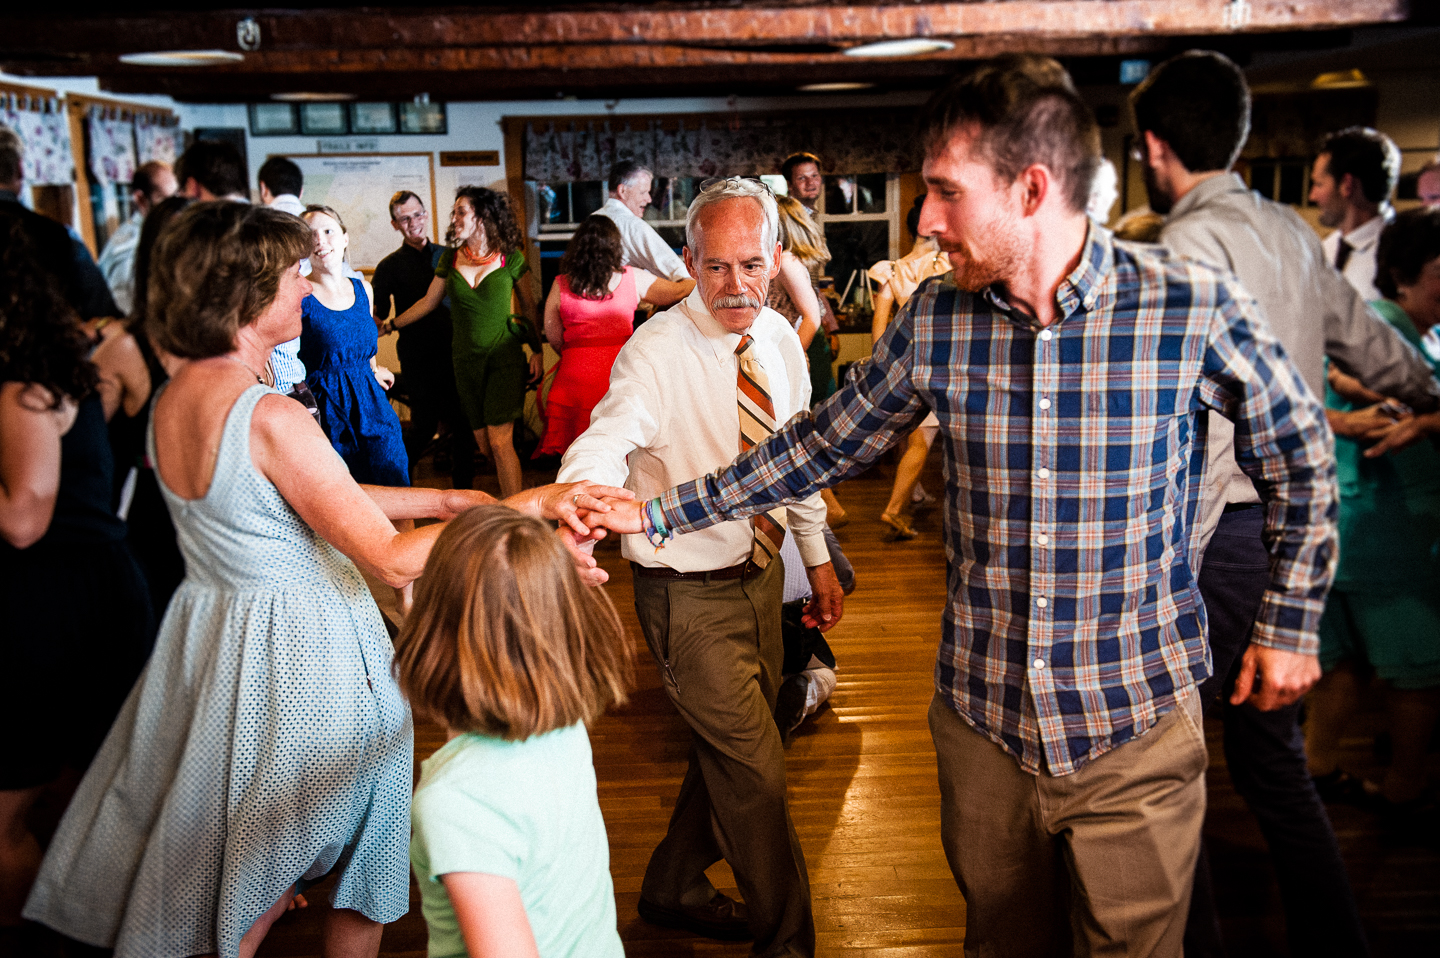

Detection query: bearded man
xmin=559 ymin=176 xmax=842 ymax=958
xmin=590 ymin=57 xmax=1339 ymax=956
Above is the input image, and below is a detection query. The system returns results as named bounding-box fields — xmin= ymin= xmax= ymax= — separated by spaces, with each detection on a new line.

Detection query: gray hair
xmin=0 ymin=125 xmax=24 ymax=185
xmin=685 ymin=177 xmax=780 ymax=267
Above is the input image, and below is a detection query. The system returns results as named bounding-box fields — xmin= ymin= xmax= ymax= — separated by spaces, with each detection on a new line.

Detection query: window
xmin=817 ymin=173 xmax=900 ymax=329
xmin=1247 ymin=158 xmax=1311 ymax=206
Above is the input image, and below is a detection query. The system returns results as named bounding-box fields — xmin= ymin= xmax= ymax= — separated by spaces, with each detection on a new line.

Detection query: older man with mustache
xmin=558 ymin=177 xmax=842 ymax=957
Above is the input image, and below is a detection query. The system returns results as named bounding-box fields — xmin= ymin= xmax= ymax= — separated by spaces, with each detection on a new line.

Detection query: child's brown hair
xmin=394 ymin=505 xmax=631 ymax=739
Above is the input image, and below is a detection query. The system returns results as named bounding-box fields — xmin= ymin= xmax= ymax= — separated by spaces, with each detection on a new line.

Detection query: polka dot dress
xmin=24 ymin=385 xmax=413 ymax=958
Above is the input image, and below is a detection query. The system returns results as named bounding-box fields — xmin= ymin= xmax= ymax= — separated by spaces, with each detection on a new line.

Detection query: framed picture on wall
xmin=299 ymin=102 xmax=348 ymax=136
xmin=350 ymin=102 xmax=397 ymax=135
xmin=248 ymin=103 xmax=298 ymax=136
xmin=399 ymin=101 xmax=446 ymax=135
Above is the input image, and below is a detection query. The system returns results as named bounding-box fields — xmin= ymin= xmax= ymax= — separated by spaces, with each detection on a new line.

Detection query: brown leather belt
xmin=630 ymin=560 xmax=756 ymax=581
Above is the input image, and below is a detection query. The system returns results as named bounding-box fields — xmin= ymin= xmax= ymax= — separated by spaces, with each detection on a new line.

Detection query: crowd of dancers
xmin=1 ymin=46 xmax=1439 ymax=958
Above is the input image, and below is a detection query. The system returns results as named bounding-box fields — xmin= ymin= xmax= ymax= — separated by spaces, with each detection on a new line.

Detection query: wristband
xmin=643 ymin=498 xmax=671 ymax=549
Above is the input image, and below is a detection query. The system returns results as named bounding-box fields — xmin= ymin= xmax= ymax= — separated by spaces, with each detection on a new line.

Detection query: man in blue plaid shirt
xmin=592 ymin=58 xmax=1338 ymax=955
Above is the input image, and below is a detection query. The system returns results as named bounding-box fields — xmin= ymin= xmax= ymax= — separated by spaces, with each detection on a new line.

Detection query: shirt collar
xmin=1342 ymin=211 xmax=1390 ymax=251
xmin=979 ymin=223 xmax=1109 ymax=331
xmin=602 ymin=196 xmax=638 ymax=221
xmin=678 ymin=287 xmax=749 ymax=357
xmin=1166 ymin=171 xmax=1246 ymax=220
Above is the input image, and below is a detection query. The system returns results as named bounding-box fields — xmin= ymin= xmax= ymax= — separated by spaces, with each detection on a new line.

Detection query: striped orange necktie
xmin=735 ymin=334 xmax=787 ymax=569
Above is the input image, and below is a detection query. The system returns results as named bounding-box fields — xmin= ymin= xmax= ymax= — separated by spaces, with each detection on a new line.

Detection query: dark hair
xmin=388 ymin=189 xmax=423 ymax=219
xmin=131 ymin=161 xmax=173 ymax=203
xmin=257 ymin=156 xmax=303 ymax=198
xmin=175 ymin=139 xmax=247 ymax=199
xmin=394 ymin=505 xmax=631 ymax=740
xmin=127 ymin=195 xmax=192 ymax=329
xmin=919 ymin=55 xmax=1101 ymax=214
xmin=559 ymin=215 xmax=624 ymax=300
xmin=1320 ymin=127 xmax=1401 ymax=206
xmin=606 ymin=160 xmax=649 ymax=191
xmin=1375 ymin=207 xmax=1440 ymax=301
xmin=781 ymin=152 xmax=821 ymax=182
xmin=1129 ymin=51 xmax=1250 ymax=174
xmin=0 ymin=214 xmax=97 ymax=405
xmin=146 ymin=202 xmax=312 ymax=359
xmin=451 ymin=186 xmax=523 ymax=255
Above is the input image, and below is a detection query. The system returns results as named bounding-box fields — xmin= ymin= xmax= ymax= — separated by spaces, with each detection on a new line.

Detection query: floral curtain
xmin=87 ymin=105 xmax=137 ymax=188
xmin=524 ymin=110 xmax=922 ymax=182
xmin=2 ymin=93 xmax=74 ymax=186
xmin=136 ymin=113 xmax=182 ymax=166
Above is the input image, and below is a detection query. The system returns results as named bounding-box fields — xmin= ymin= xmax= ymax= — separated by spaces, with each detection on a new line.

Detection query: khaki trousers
xmin=633 ymin=560 xmax=814 ymax=958
xmin=929 ymin=692 xmax=1207 ymax=958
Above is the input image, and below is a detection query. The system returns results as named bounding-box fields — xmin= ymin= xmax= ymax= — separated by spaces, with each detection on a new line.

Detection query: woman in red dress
xmin=536 ymin=215 xmax=689 ymax=456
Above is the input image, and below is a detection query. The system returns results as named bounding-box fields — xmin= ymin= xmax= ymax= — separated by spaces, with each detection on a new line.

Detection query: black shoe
xmin=638 ymin=892 xmax=752 ymax=941
xmin=774 ymin=673 xmax=811 ymax=746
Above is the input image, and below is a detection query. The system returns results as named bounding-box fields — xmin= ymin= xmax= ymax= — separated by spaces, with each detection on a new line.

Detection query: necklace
xmin=225 ymin=354 xmax=266 ymax=384
xmin=458 ymin=243 xmax=500 ymax=266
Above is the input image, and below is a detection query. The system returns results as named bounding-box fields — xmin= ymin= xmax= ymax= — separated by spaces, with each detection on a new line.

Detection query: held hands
xmin=519 ymin=482 xmax=635 ymax=587
xmin=1362 ymin=410 xmax=1440 ymax=458
xmin=1229 ymin=644 xmax=1322 ymax=711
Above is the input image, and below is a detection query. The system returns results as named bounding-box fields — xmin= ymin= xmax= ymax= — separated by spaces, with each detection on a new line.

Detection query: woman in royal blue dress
xmin=299 ymin=205 xmax=408 ymax=486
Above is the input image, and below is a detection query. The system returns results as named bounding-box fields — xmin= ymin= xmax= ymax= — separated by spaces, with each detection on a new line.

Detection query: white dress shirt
xmin=1321 ymin=210 xmax=1391 ymax=303
xmin=97 ymin=212 xmax=143 ymax=316
xmin=558 ymin=288 xmax=829 ymax=571
xmin=594 ymin=197 xmax=689 ymax=282
xmin=266 ymin=193 xmax=307 ymax=216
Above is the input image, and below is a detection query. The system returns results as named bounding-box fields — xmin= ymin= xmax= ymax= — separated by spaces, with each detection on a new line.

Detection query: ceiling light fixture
xmin=1311 ymin=69 xmax=1370 ymax=89
xmin=271 ymin=92 xmax=357 ymax=102
xmin=798 ymin=82 xmax=877 ymax=92
xmin=843 ymin=38 xmax=954 ymax=58
xmin=118 ymin=50 xmax=244 ymax=67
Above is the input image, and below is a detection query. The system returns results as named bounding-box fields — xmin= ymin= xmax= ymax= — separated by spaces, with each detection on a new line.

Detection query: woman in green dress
xmin=386 ymin=187 xmax=541 ymax=498
xmin=1307 ymin=207 xmax=1440 ymax=813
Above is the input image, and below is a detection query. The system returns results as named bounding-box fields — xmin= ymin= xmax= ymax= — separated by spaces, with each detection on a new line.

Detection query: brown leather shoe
xmin=638 ymin=892 xmax=753 ymax=941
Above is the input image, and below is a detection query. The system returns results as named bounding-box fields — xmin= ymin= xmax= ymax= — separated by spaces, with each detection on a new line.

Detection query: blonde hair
xmin=774 ymin=194 xmax=830 ymax=273
xmin=394 ymin=506 xmax=632 ymax=740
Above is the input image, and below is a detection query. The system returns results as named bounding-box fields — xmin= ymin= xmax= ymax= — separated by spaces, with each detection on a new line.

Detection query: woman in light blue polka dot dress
xmin=22 ymin=203 xmax=627 ymax=958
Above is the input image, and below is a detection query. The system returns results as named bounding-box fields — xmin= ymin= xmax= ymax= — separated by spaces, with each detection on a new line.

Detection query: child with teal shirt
xmin=395 ymin=506 xmax=633 ymax=957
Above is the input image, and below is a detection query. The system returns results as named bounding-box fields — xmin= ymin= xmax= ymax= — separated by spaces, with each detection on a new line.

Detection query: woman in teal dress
xmin=387 ymin=187 xmax=541 ymax=499
xmin=1306 ymin=207 xmax=1440 ymax=812
xmin=22 ymin=202 xmax=628 ymax=958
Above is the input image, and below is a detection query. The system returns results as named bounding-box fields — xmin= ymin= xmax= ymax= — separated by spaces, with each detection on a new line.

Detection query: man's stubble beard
xmin=944 ymin=211 xmax=1026 ymax=294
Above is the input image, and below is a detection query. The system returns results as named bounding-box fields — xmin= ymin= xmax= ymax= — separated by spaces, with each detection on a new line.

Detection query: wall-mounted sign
xmin=318 ymin=138 xmax=381 ymax=154
xmin=440 ymin=150 xmax=500 ymax=167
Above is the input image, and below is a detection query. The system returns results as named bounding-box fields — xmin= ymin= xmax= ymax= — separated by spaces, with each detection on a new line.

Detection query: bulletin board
xmin=281 ymin=153 xmax=437 ymax=271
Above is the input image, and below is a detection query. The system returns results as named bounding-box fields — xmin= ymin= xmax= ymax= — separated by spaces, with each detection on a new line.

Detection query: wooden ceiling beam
xmin=0 ymin=1 xmax=1409 ymax=58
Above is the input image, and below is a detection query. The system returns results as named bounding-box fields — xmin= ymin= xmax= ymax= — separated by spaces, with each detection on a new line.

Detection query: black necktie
xmin=1335 ymin=238 xmax=1352 ymax=272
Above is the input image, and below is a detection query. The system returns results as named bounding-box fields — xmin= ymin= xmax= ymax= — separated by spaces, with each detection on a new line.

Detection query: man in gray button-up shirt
xmin=1131 ymin=50 xmax=1440 ymax=958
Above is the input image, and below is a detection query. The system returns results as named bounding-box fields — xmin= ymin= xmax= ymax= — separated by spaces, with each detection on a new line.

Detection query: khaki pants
xmin=929 ymin=692 xmax=1207 ymax=958
xmin=633 ymin=560 xmax=814 ymax=958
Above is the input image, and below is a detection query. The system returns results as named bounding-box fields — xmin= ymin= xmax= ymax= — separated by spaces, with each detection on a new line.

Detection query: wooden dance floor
xmin=254 ymin=458 xmax=1437 ymax=957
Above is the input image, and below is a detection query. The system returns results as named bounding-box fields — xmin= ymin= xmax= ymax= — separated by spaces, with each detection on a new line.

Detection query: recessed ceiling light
xmin=271 ymin=92 xmax=357 ymax=102
xmin=1311 ymin=69 xmax=1369 ymax=89
xmin=118 ymin=50 xmax=244 ymax=67
xmin=843 ymin=38 xmax=955 ymax=58
xmin=798 ymin=82 xmax=877 ymax=92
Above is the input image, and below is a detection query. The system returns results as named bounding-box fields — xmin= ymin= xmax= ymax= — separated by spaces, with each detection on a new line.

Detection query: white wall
xmin=182 ymin=91 xmax=934 ymax=216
